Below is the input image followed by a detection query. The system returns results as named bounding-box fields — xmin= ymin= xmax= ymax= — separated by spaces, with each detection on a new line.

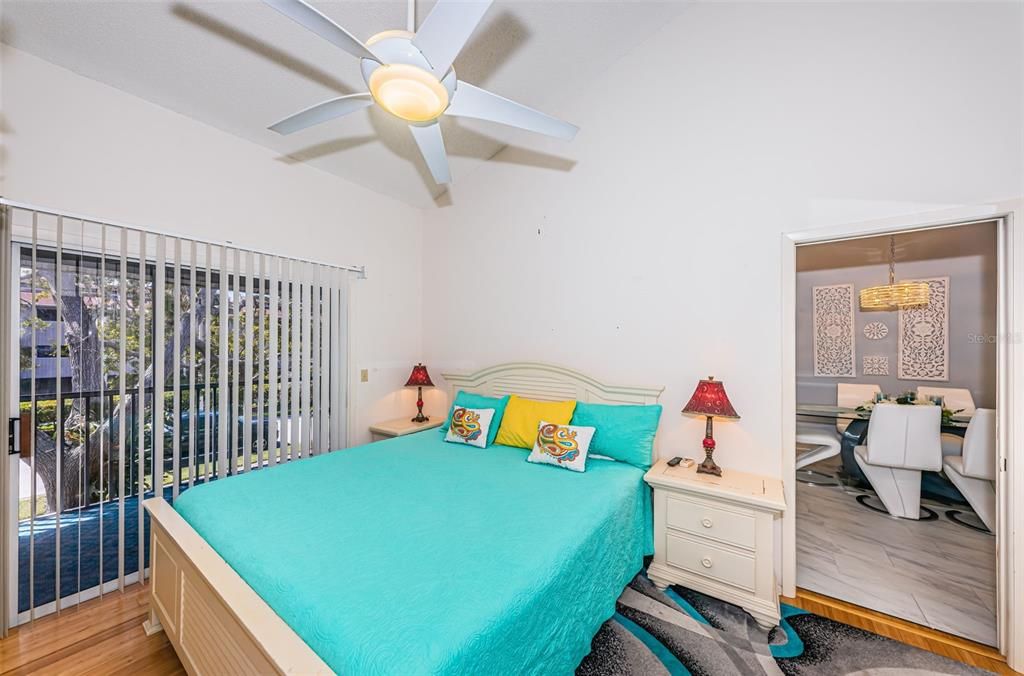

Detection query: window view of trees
xmin=18 ymin=245 xmax=288 ymax=518
xmin=10 ymin=208 xmax=348 ymax=614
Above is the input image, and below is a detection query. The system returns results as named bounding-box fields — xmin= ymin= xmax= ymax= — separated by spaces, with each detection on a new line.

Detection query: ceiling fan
xmin=262 ymin=0 xmax=579 ymax=185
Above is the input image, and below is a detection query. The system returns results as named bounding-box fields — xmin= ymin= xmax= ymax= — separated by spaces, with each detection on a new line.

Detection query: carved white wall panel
xmin=862 ymin=355 xmax=890 ymax=376
xmin=863 ymin=321 xmax=889 ymax=340
xmin=813 ymin=284 xmax=856 ymax=377
xmin=898 ymin=277 xmax=949 ymax=381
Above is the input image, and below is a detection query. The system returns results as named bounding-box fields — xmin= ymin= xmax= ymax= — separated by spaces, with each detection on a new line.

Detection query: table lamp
xmin=405 ymin=363 xmax=434 ymax=423
xmin=681 ymin=376 xmax=740 ymax=476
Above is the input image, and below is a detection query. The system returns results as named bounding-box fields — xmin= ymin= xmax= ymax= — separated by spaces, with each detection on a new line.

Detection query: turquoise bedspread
xmin=173 ymin=432 xmax=652 ymax=675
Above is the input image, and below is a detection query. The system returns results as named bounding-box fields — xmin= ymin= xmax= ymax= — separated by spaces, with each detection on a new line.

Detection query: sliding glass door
xmin=5 ymin=203 xmax=353 ymax=624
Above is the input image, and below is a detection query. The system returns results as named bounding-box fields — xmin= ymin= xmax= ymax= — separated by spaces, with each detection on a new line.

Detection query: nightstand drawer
xmin=665 ymin=495 xmax=756 ymax=550
xmin=665 ymin=532 xmax=756 ymax=592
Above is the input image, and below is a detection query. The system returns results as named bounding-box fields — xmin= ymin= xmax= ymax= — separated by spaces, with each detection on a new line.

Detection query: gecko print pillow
xmin=443 ymin=407 xmax=496 ymax=449
xmin=527 ymin=421 xmax=596 ymax=473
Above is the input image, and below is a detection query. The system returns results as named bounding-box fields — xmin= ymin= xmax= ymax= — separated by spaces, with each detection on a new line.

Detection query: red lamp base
xmin=411 ymin=386 xmax=429 ymax=423
xmin=695 ymin=415 xmax=722 ymax=476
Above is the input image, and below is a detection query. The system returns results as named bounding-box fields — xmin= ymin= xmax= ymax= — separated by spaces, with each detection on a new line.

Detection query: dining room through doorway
xmin=793 ymin=220 xmax=998 ymax=647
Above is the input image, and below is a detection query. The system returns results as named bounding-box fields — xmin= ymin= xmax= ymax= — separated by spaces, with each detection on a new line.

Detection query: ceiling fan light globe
xmin=366 ymin=29 xmax=415 ymax=46
xmin=368 ymin=64 xmax=449 ymax=122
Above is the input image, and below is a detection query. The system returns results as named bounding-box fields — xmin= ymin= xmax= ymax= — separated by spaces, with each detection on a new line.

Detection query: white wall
xmin=0 ymin=45 xmax=425 ymax=445
xmin=422 ymin=2 xmax=1024 ymax=478
xmin=797 ymin=226 xmax=998 ymax=408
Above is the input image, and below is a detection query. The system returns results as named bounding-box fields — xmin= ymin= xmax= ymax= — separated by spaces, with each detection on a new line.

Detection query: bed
xmin=143 ymin=362 xmax=664 ymax=675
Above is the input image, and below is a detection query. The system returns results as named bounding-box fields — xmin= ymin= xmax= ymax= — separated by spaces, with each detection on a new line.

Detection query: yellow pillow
xmin=494 ymin=395 xmax=577 ymax=449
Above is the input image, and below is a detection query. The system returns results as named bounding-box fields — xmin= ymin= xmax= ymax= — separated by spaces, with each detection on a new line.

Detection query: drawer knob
xmin=701 ymin=518 xmax=713 ymax=529
xmin=701 ymin=557 xmax=713 ymax=569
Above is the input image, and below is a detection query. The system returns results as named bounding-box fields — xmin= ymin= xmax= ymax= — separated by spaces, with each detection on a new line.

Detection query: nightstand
xmin=644 ymin=458 xmax=785 ymax=628
xmin=369 ymin=415 xmax=444 ymax=441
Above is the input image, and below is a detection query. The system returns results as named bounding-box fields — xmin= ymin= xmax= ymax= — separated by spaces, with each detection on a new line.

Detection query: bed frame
xmin=143 ymin=362 xmax=663 ymax=675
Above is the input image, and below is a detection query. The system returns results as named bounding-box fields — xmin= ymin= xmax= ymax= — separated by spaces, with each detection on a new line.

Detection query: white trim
xmin=2 ymin=222 xmax=16 ymax=634
xmin=781 ymin=200 xmax=1023 ymax=670
xmin=1001 ymin=203 xmax=1023 ymax=666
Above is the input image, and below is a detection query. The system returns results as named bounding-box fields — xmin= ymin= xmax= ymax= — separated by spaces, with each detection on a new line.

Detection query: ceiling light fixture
xmin=368 ymin=64 xmax=449 ymax=122
xmin=859 ymin=235 xmax=930 ymax=310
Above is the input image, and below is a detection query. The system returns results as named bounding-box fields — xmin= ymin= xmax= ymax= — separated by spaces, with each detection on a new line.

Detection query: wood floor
xmin=0 ymin=583 xmax=184 ymax=676
xmin=783 ymin=588 xmax=1017 ymax=675
xmin=1 ymin=581 xmax=1017 ymax=675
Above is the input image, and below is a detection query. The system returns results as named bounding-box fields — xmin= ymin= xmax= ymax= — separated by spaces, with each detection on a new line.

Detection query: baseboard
xmin=783 ymin=588 xmax=1018 ymax=675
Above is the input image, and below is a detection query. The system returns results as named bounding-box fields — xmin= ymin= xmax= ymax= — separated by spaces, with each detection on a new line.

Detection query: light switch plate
xmin=360 ymin=369 xmax=368 ymax=383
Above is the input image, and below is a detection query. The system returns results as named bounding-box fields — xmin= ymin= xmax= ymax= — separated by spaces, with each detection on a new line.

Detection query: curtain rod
xmin=0 ymin=197 xmax=367 ymax=278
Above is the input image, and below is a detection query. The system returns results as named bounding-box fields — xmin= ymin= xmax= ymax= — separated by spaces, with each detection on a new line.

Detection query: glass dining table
xmin=796 ymin=403 xmax=972 ymax=492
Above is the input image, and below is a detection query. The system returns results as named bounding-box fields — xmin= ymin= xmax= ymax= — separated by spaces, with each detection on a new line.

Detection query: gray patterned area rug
xmin=577 ymin=573 xmax=990 ymax=675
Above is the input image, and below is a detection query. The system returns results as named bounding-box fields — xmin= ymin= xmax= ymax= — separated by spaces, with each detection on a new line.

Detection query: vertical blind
xmin=4 ymin=200 xmax=357 ymax=623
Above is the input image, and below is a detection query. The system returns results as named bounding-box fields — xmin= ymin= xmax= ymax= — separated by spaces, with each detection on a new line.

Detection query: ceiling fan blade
xmin=263 ymin=0 xmax=380 ymax=62
xmin=268 ymin=93 xmax=374 ymax=135
xmin=409 ymin=122 xmax=452 ymax=184
xmin=445 ymin=82 xmax=578 ymax=141
xmin=412 ymin=0 xmax=493 ymax=76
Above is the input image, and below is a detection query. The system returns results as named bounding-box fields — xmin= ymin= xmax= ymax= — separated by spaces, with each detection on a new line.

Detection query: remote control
xmin=667 ymin=456 xmax=683 ymax=467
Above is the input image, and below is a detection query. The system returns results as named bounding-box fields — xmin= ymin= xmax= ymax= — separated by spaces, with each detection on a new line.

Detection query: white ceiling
xmin=1 ymin=0 xmax=688 ymax=208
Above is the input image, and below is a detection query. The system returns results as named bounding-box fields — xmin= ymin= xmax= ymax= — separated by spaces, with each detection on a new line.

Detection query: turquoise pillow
xmin=441 ymin=391 xmax=510 ymax=447
xmin=570 ymin=402 xmax=663 ymax=469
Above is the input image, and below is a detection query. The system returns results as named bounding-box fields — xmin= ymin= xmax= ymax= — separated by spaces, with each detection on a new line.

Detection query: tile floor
xmin=796 ymin=456 xmax=997 ymax=646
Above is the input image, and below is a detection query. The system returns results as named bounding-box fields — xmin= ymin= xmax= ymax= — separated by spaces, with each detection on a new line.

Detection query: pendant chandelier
xmin=859 ymin=235 xmax=930 ymax=310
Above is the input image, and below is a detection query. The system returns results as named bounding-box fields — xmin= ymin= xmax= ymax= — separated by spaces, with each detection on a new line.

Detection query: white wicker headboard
xmin=440 ymin=362 xmax=664 ymax=405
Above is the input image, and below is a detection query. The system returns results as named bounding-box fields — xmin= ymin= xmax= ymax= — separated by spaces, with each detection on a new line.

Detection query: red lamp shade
xmin=682 ymin=377 xmax=739 ymax=419
xmin=405 ymin=363 xmax=434 ymax=388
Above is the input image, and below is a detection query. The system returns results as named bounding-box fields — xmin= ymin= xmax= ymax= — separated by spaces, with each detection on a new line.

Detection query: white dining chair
xmin=943 ymin=408 xmax=996 ymax=533
xmin=795 ymin=422 xmax=842 ymax=485
xmin=853 ymin=403 xmax=942 ymax=520
xmin=916 ymin=386 xmax=977 ymax=455
xmin=836 ymin=383 xmax=882 ymax=435
xmin=916 ymin=386 xmax=977 ymax=416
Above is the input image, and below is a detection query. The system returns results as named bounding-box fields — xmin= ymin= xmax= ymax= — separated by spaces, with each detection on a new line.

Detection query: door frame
xmin=4 ymin=241 xmax=21 ymax=633
xmin=0 ymin=207 xmax=12 ymax=638
xmin=780 ymin=199 xmax=1023 ymax=670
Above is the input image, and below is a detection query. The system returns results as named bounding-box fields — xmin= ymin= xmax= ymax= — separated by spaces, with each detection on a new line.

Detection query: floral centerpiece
xmin=855 ymin=391 xmax=964 ymax=425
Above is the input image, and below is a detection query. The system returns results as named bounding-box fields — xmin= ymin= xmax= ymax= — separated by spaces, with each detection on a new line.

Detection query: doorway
xmin=794 ymin=222 xmax=997 ymax=645
xmin=780 ymin=205 xmax=1022 ymax=671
